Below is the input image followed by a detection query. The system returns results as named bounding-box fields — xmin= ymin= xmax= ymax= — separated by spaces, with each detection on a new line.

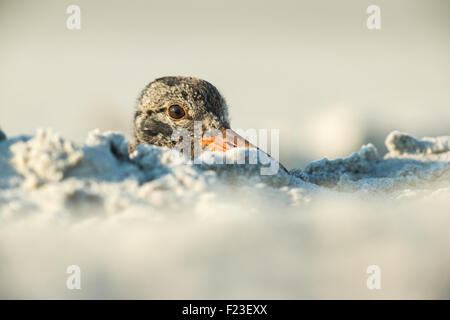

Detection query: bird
xmin=129 ymin=76 xmax=287 ymax=173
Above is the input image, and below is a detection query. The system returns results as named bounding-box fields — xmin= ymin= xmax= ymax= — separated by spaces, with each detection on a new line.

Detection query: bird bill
xmin=200 ymin=128 xmax=287 ymax=174
xmin=201 ymin=128 xmax=256 ymax=152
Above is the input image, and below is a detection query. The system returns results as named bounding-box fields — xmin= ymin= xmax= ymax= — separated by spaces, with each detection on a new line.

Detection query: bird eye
xmin=167 ymin=104 xmax=187 ymax=120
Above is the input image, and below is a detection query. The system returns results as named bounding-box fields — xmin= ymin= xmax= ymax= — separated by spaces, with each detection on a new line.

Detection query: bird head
xmin=131 ymin=76 xmax=249 ymax=152
xmin=130 ymin=76 xmax=287 ymax=172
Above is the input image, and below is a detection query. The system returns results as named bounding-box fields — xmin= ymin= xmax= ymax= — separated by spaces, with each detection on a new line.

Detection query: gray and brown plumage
xmin=129 ymin=76 xmax=287 ymax=172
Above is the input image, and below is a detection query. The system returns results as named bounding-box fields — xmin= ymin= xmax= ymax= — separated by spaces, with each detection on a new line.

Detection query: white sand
xmin=0 ymin=128 xmax=449 ymax=299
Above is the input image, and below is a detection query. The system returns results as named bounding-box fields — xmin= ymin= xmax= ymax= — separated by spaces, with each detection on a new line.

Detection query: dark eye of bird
xmin=167 ymin=104 xmax=186 ymax=120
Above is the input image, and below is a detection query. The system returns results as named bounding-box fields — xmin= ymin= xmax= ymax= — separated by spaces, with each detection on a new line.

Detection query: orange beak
xmin=201 ymin=128 xmax=256 ymax=152
xmin=201 ymin=128 xmax=288 ymax=173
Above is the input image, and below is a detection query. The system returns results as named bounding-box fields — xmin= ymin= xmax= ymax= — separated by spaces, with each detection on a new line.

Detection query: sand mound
xmin=0 ymin=128 xmax=449 ymax=298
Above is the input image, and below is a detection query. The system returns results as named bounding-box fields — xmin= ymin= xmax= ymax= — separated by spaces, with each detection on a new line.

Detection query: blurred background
xmin=1 ymin=0 xmax=450 ymax=300
xmin=0 ymin=0 xmax=449 ymax=168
